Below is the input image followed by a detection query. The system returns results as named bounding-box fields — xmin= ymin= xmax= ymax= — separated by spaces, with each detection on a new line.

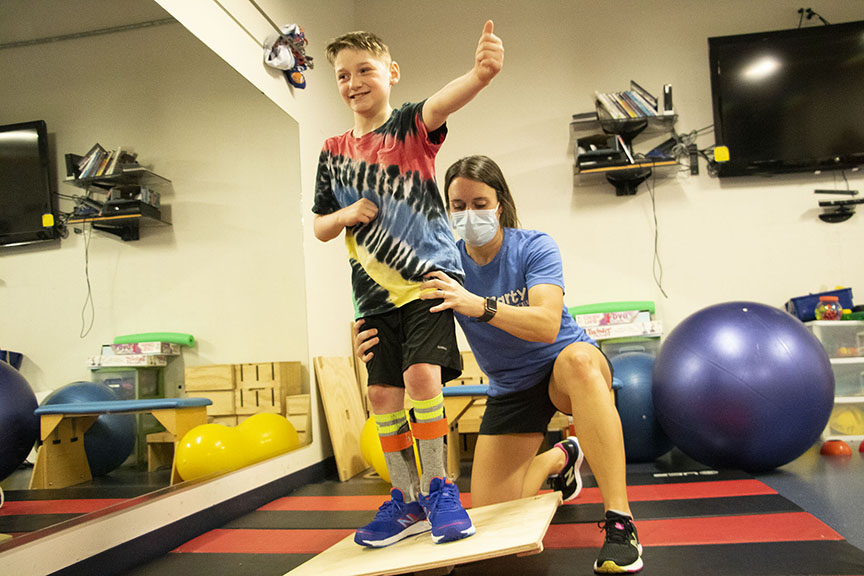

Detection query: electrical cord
xmin=798 ymin=8 xmax=830 ymax=27
xmin=645 ymin=169 xmax=669 ymax=299
xmin=80 ymin=223 xmax=95 ymax=338
xmin=672 ymin=125 xmax=714 ymax=172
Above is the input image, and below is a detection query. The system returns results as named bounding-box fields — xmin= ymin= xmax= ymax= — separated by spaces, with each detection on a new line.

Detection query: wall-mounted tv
xmin=708 ymin=20 xmax=864 ymax=178
xmin=0 ymin=120 xmax=58 ymax=247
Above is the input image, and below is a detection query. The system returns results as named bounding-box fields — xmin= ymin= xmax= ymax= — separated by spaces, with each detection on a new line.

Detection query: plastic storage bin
xmin=823 ymin=397 xmax=864 ymax=441
xmin=786 ymin=288 xmax=854 ymax=322
xmin=600 ymin=337 xmax=661 ymax=359
xmin=830 ymin=357 xmax=864 ymax=397
xmin=806 ymin=321 xmax=864 ymax=358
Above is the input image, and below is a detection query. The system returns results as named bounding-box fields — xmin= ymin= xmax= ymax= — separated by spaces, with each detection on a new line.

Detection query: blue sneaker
xmin=418 ymin=477 xmax=475 ymax=544
xmin=354 ymin=489 xmax=430 ymax=548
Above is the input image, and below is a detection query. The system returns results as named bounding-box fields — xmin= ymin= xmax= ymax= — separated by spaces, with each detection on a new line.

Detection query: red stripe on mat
xmin=173 ymin=528 xmax=352 ymax=554
xmin=171 ymin=512 xmax=841 ymax=555
xmin=567 ymin=478 xmax=777 ymax=505
xmin=260 ymin=479 xmax=774 ymax=511
xmin=0 ymin=499 xmax=126 ymax=516
xmin=543 ymin=512 xmax=843 ymax=548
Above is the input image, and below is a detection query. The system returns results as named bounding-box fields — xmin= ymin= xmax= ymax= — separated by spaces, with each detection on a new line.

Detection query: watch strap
xmin=478 ymin=297 xmax=497 ymax=322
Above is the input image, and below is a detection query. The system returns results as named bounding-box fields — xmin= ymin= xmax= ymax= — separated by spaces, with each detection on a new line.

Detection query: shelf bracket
xmin=92 ymin=223 xmax=139 ymax=241
xmin=606 ymin=169 xmax=652 ymax=196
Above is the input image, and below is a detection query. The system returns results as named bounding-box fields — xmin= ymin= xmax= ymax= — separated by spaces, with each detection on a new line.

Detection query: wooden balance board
xmin=285 ymin=491 xmax=562 ymax=576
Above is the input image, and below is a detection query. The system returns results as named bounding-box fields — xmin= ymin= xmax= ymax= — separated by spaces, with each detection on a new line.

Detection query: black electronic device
xmin=708 ymin=20 xmax=864 ymax=178
xmin=0 ymin=120 xmax=59 ymax=247
xmin=662 ymin=84 xmax=673 ymax=114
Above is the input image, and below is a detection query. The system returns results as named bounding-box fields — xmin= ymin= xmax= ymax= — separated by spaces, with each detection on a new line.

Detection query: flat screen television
xmin=0 ymin=120 xmax=59 ymax=247
xmin=708 ymin=20 xmax=864 ymax=178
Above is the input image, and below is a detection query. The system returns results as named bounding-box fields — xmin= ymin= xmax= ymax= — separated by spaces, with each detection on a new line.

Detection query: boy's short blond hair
xmin=325 ymin=31 xmax=391 ymax=66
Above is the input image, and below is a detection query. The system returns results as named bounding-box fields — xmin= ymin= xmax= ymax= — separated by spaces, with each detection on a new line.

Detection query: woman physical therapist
xmin=356 ymin=155 xmax=643 ymax=574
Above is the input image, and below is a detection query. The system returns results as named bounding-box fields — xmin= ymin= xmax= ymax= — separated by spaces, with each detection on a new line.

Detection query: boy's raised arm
xmin=422 ymin=20 xmax=503 ymax=132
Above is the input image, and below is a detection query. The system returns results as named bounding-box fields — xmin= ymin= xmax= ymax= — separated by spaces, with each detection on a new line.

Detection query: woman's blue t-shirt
xmin=455 ymin=228 xmax=595 ymax=397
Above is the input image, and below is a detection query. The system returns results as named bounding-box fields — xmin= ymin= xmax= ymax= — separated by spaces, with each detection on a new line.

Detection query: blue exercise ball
xmin=612 ymin=352 xmax=674 ymax=463
xmin=42 ymin=382 xmax=136 ymax=477
xmin=0 ymin=361 xmax=39 ymax=481
xmin=652 ymin=301 xmax=834 ymax=472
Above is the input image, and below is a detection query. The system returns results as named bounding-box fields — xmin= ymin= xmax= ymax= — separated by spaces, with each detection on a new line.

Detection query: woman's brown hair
xmin=444 ymin=155 xmax=520 ymax=228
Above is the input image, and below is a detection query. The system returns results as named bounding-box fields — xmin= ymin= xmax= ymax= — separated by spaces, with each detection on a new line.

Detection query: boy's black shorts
xmin=363 ymin=298 xmax=462 ymax=388
xmin=479 ymin=347 xmax=614 ymax=435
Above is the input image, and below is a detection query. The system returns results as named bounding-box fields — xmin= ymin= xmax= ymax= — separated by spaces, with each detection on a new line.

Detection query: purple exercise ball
xmin=652 ymin=301 xmax=834 ymax=472
xmin=0 ymin=361 xmax=39 ymax=481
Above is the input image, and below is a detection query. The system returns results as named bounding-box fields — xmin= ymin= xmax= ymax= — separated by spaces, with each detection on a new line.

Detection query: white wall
xmin=0 ymin=3 xmax=308 ymax=394
xmin=355 ymin=0 xmax=864 ymax=331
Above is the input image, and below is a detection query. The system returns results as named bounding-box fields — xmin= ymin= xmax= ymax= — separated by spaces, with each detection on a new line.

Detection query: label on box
xmin=584 ymin=321 xmax=663 ymax=341
xmin=573 ymin=310 xmax=651 ymax=327
xmin=89 ymin=354 xmax=168 ymax=368
xmin=110 ymin=342 xmax=180 ymax=356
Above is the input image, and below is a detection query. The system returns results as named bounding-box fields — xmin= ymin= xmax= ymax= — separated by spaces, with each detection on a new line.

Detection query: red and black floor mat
xmin=116 ymin=468 xmax=864 ymax=576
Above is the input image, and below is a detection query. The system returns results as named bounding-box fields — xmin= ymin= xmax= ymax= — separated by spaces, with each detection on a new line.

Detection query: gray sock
xmin=417 ymin=436 xmax=446 ymax=494
xmin=382 ymin=422 xmax=421 ymax=502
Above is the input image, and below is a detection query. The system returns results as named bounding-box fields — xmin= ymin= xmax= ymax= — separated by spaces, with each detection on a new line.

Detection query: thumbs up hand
xmin=474 ymin=20 xmax=503 ymax=85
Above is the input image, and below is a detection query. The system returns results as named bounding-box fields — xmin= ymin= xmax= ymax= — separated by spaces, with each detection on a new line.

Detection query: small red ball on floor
xmin=820 ymin=440 xmax=852 ymax=456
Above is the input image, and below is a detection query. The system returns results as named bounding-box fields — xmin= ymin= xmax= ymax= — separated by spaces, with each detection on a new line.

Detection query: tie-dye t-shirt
xmin=313 ymin=101 xmax=464 ymax=318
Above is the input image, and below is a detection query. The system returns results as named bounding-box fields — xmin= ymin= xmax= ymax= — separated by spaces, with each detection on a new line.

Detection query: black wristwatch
xmin=478 ymin=296 xmax=497 ymax=322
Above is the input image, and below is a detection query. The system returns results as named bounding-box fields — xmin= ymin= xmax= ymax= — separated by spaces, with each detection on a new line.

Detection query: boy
xmin=313 ymin=21 xmax=504 ymax=547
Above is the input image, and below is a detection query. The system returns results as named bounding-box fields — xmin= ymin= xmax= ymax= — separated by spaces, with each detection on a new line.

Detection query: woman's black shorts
xmin=478 ymin=347 xmax=613 ymax=435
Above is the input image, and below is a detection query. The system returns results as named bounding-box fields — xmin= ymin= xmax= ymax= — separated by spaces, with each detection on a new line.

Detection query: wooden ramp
xmin=285 ymin=491 xmax=562 ymax=576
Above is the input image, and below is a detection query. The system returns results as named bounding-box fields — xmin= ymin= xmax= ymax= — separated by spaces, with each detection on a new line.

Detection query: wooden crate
xmin=208 ymin=415 xmax=239 ymax=426
xmin=234 ymin=362 xmax=301 ymax=395
xmin=184 ymin=364 xmax=235 ymax=391
xmin=196 ymin=389 xmax=236 ymax=416
xmin=235 ymin=385 xmax=283 ymax=415
xmin=453 ymin=350 xmax=488 ymax=385
xmin=286 ymin=394 xmax=311 ymax=444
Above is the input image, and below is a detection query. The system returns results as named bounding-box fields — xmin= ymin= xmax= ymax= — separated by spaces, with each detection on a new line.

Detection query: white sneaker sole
xmin=356 ymin=519 xmax=431 ymax=548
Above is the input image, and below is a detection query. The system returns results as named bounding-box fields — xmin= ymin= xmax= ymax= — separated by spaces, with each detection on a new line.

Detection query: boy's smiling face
xmin=333 ymin=49 xmax=399 ymax=117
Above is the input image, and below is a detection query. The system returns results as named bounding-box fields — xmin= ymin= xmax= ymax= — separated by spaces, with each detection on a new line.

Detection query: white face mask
xmin=450 ymin=207 xmax=499 ymax=246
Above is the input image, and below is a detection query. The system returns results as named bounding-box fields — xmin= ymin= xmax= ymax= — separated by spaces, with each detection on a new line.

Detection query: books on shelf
xmin=595 ymin=90 xmax=659 ymax=120
xmin=73 ymin=144 xmax=139 ymax=180
xmin=630 ymin=80 xmax=659 ymax=112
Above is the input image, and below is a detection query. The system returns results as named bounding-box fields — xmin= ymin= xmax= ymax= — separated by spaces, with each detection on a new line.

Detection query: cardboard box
xmin=110 ymin=342 xmax=180 ymax=355
xmin=89 ymin=354 xmax=168 ymax=368
xmin=573 ymin=310 xmax=651 ymax=327
xmin=584 ymin=321 xmax=663 ymax=342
